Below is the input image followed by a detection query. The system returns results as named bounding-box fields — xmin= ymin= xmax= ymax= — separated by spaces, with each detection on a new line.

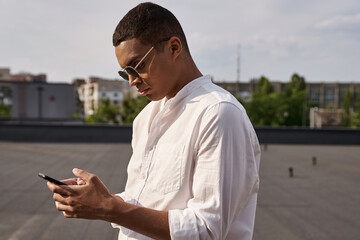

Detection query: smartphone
xmin=38 ymin=172 xmax=67 ymax=185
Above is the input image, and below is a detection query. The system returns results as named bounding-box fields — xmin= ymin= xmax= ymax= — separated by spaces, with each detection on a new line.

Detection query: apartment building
xmin=11 ymin=82 xmax=76 ymax=120
xmin=0 ymin=68 xmax=11 ymax=80
xmin=307 ymin=82 xmax=359 ymax=108
xmin=77 ymin=76 xmax=137 ymax=117
xmin=0 ymin=68 xmax=12 ymax=107
xmin=216 ymin=80 xmax=360 ymax=108
xmin=1 ymin=68 xmax=76 ymax=120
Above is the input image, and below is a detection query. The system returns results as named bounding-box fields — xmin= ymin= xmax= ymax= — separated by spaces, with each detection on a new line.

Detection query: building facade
xmin=1 ymin=68 xmax=76 ymax=120
xmin=11 ymin=82 xmax=76 ymax=120
xmin=216 ymin=80 xmax=360 ymax=109
xmin=0 ymin=68 xmax=13 ymax=107
xmin=0 ymin=68 xmax=11 ymax=80
xmin=77 ymin=76 xmax=137 ymax=118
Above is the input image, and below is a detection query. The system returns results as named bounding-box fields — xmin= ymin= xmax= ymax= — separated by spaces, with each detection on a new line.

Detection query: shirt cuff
xmin=169 ymin=208 xmax=203 ymax=240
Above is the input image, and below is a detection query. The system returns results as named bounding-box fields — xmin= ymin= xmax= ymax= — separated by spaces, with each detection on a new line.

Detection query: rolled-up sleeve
xmin=168 ymin=102 xmax=260 ymax=240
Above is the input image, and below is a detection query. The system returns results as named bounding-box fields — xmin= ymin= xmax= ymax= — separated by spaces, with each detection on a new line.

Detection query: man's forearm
xmin=104 ymin=195 xmax=171 ymax=240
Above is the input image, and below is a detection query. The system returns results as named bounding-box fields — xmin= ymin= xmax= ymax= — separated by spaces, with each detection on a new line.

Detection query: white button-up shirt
xmin=112 ymin=75 xmax=261 ymax=240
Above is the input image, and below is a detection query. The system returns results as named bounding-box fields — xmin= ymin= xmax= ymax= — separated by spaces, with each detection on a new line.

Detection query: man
xmin=48 ymin=2 xmax=261 ymax=240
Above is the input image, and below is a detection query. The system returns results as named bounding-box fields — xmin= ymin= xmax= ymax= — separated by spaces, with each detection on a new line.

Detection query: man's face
xmin=115 ymin=38 xmax=177 ymax=101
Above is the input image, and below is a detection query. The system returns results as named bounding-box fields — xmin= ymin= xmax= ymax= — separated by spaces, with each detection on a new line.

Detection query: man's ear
xmin=168 ymin=37 xmax=182 ymax=61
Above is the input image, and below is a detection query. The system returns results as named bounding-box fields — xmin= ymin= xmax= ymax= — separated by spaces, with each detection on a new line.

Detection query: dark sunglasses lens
xmin=118 ymin=71 xmax=129 ymax=81
xmin=125 ymin=67 xmax=140 ymax=78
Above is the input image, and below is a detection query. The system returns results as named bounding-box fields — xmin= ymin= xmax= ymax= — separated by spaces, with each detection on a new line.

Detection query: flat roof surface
xmin=0 ymin=142 xmax=359 ymax=240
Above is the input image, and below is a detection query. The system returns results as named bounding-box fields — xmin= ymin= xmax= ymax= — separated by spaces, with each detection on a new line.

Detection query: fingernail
xmin=73 ymin=168 xmax=79 ymax=173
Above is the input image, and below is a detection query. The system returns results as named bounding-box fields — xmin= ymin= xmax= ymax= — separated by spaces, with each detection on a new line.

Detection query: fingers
xmin=62 ymin=211 xmax=77 ymax=218
xmin=53 ymin=193 xmax=73 ymax=206
xmin=47 ymin=181 xmax=77 ymax=196
xmin=61 ymin=177 xmax=85 ymax=185
xmin=53 ymin=193 xmax=79 ymax=218
xmin=47 ymin=169 xmax=108 ymax=220
xmin=55 ymin=202 xmax=77 ymax=218
xmin=77 ymin=178 xmax=86 ymax=185
xmin=61 ymin=178 xmax=78 ymax=185
xmin=47 ymin=182 xmax=68 ymax=195
xmin=72 ymin=168 xmax=93 ymax=182
xmin=46 ymin=169 xmax=99 ymax=220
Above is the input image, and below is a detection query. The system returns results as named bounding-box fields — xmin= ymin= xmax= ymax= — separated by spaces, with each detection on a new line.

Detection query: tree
xmin=340 ymin=89 xmax=352 ymax=127
xmin=0 ymin=103 xmax=11 ymax=118
xmin=351 ymin=94 xmax=360 ymax=128
xmin=246 ymin=92 xmax=286 ymax=126
xmin=286 ymin=73 xmax=306 ymax=94
xmin=282 ymin=90 xmax=307 ymax=126
xmin=246 ymin=76 xmax=284 ymax=126
xmin=244 ymin=73 xmax=309 ymax=127
xmin=121 ymin=96 xmax=150 ymax=124
xmin=85 ymin=98 xmax=120 ymax=124
xmin=253 ymin=76 xmax=274 ymax=97
xmin=283 ymin=73 xmax=307 ymax=126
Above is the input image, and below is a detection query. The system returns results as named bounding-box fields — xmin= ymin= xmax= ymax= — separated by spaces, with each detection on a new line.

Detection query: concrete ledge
xmin=0 ymin=123 xmax=132 ymax=143
xmin=255 ymin=127 xmax=360 ymax=145
xmin=1 ymin=123 xmax=360 ymax=145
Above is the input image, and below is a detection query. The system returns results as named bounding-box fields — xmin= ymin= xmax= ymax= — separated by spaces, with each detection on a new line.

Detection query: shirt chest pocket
xmin=148 ymin=144 xmax=185 ymax=194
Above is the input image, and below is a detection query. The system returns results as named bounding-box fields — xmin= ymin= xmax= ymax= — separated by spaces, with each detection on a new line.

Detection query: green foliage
xmin=340 ymin=89 xmax=352 ymax=127
xmin=351 ymin=95 xmax=360 ymax=128
xmin=85 ymin=98 xmax=120 ymax=124
xmin=0 ymin=103 xmax=11 ymax=118
xmin=283 ymin=91 xmax=307 ymax=126
xmin=121 ymin=96 xmax=150 ymax=125
xmin=253 ymin=76 xmax=274 ymax=97
xmin=246 ymin=92 xmax=286 ymax=126
xmin=284 ymin=73 xmax=309 ymax=126
xmin=73 ymin=113 xmax=81 ymax=120
xmin=282 ymin=73 xmax=307 ymax=125
xmin=286 ymin=73 xmax=306 ymax=94
xmin=245 ymin=74 xmax=308 ymax=126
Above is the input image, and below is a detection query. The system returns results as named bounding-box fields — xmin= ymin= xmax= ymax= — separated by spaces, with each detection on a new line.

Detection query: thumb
xmin=72 ymin=168 xmax=92 ymax=182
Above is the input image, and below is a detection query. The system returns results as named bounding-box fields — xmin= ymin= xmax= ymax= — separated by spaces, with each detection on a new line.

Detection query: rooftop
xmin=0 ymin=142 xmax=359 ymax=239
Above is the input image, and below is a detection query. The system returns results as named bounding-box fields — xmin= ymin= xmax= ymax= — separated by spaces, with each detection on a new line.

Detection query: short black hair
xmin=112 ymin=2 xmax=189 ymax=52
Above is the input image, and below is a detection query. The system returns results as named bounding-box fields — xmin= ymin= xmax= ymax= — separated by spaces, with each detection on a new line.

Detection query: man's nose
xmin=128 ymin=75 xmax=142 ymax=87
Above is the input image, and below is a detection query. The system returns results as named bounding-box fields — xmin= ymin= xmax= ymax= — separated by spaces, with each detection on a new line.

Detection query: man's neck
xmin=166 ymin=58 xmax=202 ymax=100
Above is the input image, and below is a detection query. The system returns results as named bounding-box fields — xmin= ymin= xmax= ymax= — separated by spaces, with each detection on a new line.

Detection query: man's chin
xmin=145 ymin=94 xmax=164 ymax=101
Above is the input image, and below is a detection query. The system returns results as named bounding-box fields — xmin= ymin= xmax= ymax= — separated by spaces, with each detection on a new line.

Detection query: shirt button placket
xmin=136 ymin=147 xmax=155 ymax=201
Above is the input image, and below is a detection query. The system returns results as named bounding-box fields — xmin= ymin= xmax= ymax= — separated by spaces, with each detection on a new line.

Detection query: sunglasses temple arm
xmin=134 ymin=46 xmax=154 ymax=69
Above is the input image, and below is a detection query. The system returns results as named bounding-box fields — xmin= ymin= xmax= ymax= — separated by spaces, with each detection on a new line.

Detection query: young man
xmin=48 ymin=2 xmax=261 ymax=240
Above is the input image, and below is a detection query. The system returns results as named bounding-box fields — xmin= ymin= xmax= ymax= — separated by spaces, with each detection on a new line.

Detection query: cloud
xmin=1 ymin=0 xmax=360 ymax=83
xmin=247 ymin=34 xmax=300 ymax=58
xmin=315 ymin=12 xmax=360 ymax=31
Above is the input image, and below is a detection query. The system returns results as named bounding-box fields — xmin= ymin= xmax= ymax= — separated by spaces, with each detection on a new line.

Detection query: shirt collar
xmin=164 ymin=75 xmax=212 ymax=106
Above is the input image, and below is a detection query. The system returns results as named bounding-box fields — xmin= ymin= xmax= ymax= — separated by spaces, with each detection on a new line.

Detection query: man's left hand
xmin=47 ymin=168 xmax=117 ymax=220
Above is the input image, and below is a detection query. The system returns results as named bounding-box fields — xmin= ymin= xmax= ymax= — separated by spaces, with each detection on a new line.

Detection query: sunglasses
xmin=118 ymin=37 xmax=171 ymax=81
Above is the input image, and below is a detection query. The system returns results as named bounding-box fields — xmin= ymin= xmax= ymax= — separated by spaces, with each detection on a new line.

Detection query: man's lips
xmin=137 ymin=88 xmax=150 ymax=96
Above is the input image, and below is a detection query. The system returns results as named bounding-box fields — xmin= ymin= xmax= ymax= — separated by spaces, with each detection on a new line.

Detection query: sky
xmin=0 ymin=0 xmax=359 ymax=83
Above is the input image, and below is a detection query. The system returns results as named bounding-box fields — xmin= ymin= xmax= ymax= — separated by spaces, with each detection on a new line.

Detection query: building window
xmin=89 ymin=87 xmax=94 ymax=95
xmin=309 ymin=87 xmax=320 ymax=104
xmin=324 ymin=87 xmax=335 ymax=104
